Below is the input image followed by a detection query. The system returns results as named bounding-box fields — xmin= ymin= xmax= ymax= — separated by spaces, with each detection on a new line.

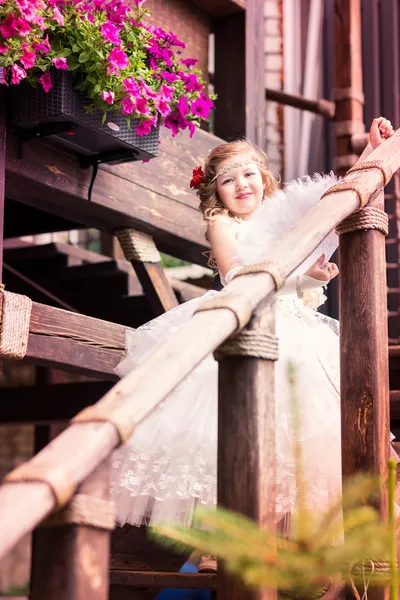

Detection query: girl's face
xmin=215 ymin=154 xmax=264 ymax=219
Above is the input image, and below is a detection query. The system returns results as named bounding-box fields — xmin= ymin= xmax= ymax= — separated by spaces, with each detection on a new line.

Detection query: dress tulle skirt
xmin=110 ymin=290 xmax=343 ymax=528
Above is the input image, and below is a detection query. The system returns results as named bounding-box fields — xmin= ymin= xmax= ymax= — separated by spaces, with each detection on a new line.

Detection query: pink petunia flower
xmin=164 ymin=111 xmax=187 ymax=137
xmin=101 ymin=90 xmax=115 ymax=104
xmin=108 ymin=47 xmax=129 ymax=70
xmin=156 ymin=97 xmax=171 ymax=118
xmin=0 ymin=44 xmax=9 ymax=54
xmin=52 ymin=57 xmax=68 ymax=70
xmin=20 ymin=50 xmax=36 ymax=69
xmin=177 ymin=96 xmax=189 ymax=117
xmin=139 ymin=78 xmax=158 ymax=99
xmin=39 ymin=71 xmax=53 ymax=92
xmin=100 ymin=21 xmax=121 ymax=44
xmin=10 ymin=64 xmax=27 ymax=85
xmin=123 ymin=77 xmax=141 ymax=97
xmin=191 ymin=96 xmax=213 ymax=119
xmin=136 ymin=119 xmax=153 ymax=136
xmin=135 ymin=97 xmax=150 ymax=115
xmin=120 ymin=97 xmax=135 ymax=114
xmin=160 ymin=83 xmax=174 ymax=102
xmin=52 ymin=7 xmax=64 ymax=26
xmin=181 ymin=58 xmax=198 ymax=68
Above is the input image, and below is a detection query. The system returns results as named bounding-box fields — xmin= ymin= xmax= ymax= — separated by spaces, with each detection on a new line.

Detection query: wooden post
xmin=335 ymin=0 xmax=389 ymax=507
xmin=30 ymin=459 xmax=113 ymax=600
xmin=339 ymin=190 xmax=390 ymax=513
xmin=335 ymin=4 xmax=390 ymax=599
xmin=0 ymin=74 xmax=5 ymax=282
xmin=334 ymin=0 xmax=365 ymax=176
xmin=217 ymin=301 xmax=277 ymax=600
xmin=214 ymin=0 xmax=265 ymax=146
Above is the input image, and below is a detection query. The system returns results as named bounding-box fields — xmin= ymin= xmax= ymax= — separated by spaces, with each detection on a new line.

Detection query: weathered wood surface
xmin=0 ymin=136 xmax=399 ymax=561
xmin=245 ymin=0 xmax=266 ymax=147
xmin=334 ymin=0 xmax=365 ymax=174
xmin=110 ymin=571 xmax=216 ymax=589
xmin=217 ymin=302 xmax=276 ymax=600
xmin=111 ymin=524 xmax=189 ymax=573
xmin=0 ymin=88 xmax=6 ymax=281
xmin=336 ymin=0 xmax=389 ymax=515
xmin=130 ymin=261 xmax=178 ymax=316
xmin=5 ymin=128 xmax=220 ymax=265
xmin=0 ymin=295 xmax=128 ymax=378
xmin=30 ymin=460 xmax=112 ymax=600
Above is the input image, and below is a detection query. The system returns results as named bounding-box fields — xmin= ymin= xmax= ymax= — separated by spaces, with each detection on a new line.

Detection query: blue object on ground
xmin=156 ymin=562 xmax=211 ymax=599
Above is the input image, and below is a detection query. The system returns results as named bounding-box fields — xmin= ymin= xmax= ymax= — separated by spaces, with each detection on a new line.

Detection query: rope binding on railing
xmin=116 ymin=228 xmax=161 ymax=263
xmin=321 ymin=160 xmax=393 ymax=209
xmin=214 ymin=329 xmax=279 ymax=361
xmin=0 ymin=283 xmax=32 ymax=360
xmin=42 ymin=493 xmax=116 ymax=530
xmin=336 ymin=206 xmax=389 ymax=236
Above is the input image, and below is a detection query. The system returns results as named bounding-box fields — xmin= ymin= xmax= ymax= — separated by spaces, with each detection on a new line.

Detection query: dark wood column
xmin=214 ymin=0 xmax=265 ymax=147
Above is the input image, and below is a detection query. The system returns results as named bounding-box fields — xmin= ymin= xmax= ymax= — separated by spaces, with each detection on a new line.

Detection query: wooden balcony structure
xmin=1 ymin=1 xmax=400 ymax=599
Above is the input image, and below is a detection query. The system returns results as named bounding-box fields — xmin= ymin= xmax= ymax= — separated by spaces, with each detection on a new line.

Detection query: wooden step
xmin=110 ymin=570 xmax=217 ymax=590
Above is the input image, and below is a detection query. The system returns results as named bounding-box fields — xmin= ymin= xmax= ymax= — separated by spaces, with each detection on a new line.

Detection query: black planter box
xmin=10 ymin=70 xmax=159 ymax=165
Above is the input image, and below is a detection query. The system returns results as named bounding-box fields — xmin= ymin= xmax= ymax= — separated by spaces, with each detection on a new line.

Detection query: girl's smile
xmin=215 ymin=153 xmax=264 ymax=220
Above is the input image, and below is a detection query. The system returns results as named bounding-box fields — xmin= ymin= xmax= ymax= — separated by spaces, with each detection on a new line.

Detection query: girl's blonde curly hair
xmin=194 ymin=139 xmax=279 ymax=269
xmin=196 ymin=139 xmax=278 ymax=227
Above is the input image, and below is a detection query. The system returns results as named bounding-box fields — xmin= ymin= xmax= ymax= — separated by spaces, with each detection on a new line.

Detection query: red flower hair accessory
xmin=190 ymin=165 xmax=205 ymax=189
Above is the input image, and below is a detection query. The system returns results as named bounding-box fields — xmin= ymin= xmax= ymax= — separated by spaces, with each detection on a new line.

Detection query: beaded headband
xmin=190 ymin=159 xmax=261 ymax=190
xmin=211 ymin=159 xmax=259 ymax=182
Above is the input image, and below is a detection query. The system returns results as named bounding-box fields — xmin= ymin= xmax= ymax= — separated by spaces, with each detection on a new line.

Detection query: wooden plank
xmin=361 ymin=0 xmax=380 ymax=125
xmin=5 ymin=128 xmax=221 ymax=265
xmin=0 ymin=86 xmax=6 ymax=280
xmin=245 ymin=0 xmax=266 ymax=147
xmin=0 ymin=382 xmax=113 ymax=424
xmin=0 ymin=295 xmax=129 ymax=378
xmin=111 ymin=524 xmax=189 ymax=573
xmin=191 ymin=0 xmax=245 ymax=17
xmin=31 ymin=460 xmax=112 ymax=600
xmin=334 ymin=0 xmax=365 ymax=175
xmin=109 ymin=571 xmax=216 ymax=590
xmin=130 ymin=261 xmax=178 ymax=316
xmin=217 ymin=302 xmax=277 ymax=600
xmin=214 ymin=13 xmax=246 ymax=140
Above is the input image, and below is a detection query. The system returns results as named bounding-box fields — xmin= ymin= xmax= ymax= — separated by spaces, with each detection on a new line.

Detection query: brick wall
xmin=264 ymin=0 xmax=284 ymax=179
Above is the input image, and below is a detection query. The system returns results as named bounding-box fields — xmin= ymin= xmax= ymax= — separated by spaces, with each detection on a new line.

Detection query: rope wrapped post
xmin=30 ymin=458 xmax=114 ymax=600
xmin=212 ymin=296 xmax=278 ymax=600
xmin=115 ymin=228 xmax=178 ymax=316
xmin=338 ymin=179 xmax=390 ymax=518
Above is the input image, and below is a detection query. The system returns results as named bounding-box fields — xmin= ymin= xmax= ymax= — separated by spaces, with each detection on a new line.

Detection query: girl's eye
xmin=222 ymin=177 xmax=233 ymax=185
xmin=245 ymin=171 xmax=256 ymax=177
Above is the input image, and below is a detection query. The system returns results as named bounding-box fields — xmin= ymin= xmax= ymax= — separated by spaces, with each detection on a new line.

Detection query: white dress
xmin=111 ymin=174 xmax=343 ymax=528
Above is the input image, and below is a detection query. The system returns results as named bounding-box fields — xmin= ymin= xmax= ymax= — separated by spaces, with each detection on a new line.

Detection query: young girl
xmin=111 ymin=117 xmax=394 ymax=568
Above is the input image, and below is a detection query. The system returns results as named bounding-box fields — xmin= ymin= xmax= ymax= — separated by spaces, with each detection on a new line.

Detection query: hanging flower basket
xmin=11 ymin=69 xmax=160 ymax=163
xmin=0 ymin=0 xmax=215 ymax=165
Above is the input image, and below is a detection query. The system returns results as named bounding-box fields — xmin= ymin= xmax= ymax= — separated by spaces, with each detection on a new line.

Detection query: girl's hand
xmin=369 ymin=117 xmax=394 ymax=149
xmin=305 ymin=254 xmax=339 ymax=283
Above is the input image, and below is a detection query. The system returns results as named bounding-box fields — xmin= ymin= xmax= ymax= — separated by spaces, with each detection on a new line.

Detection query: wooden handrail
xmin=1 ymin=132 xmax=400 ymax=560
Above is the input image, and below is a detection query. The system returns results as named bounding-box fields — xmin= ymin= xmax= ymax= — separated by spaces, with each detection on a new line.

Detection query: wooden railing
xmin=1 ymin=132 xmax=400 ymax=600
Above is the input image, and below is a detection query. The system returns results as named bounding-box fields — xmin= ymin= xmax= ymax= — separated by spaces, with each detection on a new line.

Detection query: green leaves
xmin=152 ymin=471 xmax=396 ymax=597
xmin=78 ymin=51 xmax=90 ymax=63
